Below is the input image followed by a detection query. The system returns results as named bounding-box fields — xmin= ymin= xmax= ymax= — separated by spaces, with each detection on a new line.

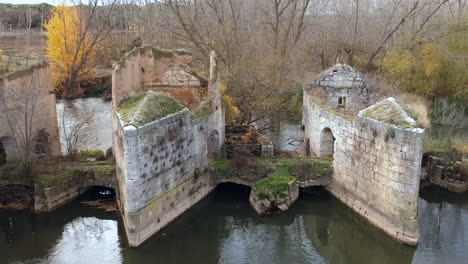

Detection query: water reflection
xmin=56 ymin=98 xmax=112 ymax=153
xmin=254 ymin=113 xmax=302 ymax=152
xmin=0 ymin=185 xmax=467 ymax=264
xmin=415 ymin=187 xmax=468 ymax=264
xmin=47 ymin=217 xmax=122 ymax=264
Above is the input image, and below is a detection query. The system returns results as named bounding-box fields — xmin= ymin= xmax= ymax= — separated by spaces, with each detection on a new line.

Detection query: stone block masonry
xmin=112 ymin=48 xmax=224 ymax=247
xmin=302 ymin=66 xmax=424 ymax=245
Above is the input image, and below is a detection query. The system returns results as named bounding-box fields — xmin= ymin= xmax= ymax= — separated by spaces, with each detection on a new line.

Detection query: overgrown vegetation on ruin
xmin=363 ymin=100 xmax=417 ymax=129
xmin=254 ymin=167 xmax=295 ymax=199
xmin=211 ymin=157 xmax=333 ymax=183
xmin=118 ymin=92 xmax=185 ymax=126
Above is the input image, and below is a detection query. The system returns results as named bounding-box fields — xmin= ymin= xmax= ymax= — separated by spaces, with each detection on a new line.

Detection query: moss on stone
xmin=309 ymin=96 xmax=355 ymax=121
xmin=36 ymin=169 xmax=80 ymax=188
xmin=211 ymin=159 xmax=229 ymax=169
xmin=190 ymin=99 xmax=213 ymax=119
xmin=254 ymin=167 xmax=295 ymax=199
xmin=288 ymin=158 xmax=333 ymax=181
xmin=363 ymin=101 xmax=416 ymax=129
xmin=118 ymin=92 xmax=185 ymax=127
xmin=152 ymin=48 xmax=173 ymax=60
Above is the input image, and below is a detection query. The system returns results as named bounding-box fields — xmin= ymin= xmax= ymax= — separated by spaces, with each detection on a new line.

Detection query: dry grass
xmin=367 ymin=74 xmax=430 ymax=128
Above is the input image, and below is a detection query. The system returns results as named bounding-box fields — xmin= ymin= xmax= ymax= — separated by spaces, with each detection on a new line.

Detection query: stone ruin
xmin=304 ymin=63 xmax=370 ymax=115
xmin=0 ymin=62 xmax=60 ymax=165
xmin=302 ymin=64 xmax=424 ymax=245
xmin=112 ymin=46 xmax=224 ymax=246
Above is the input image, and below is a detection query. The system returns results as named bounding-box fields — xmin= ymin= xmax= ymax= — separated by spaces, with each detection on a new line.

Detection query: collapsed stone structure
xmin=302 ymin=64 xmax=424 ymax=245
xmin=112 ymin=47 xmax=224 ymax=246
xmin=0 ymin=62 xmax=60 ymax=164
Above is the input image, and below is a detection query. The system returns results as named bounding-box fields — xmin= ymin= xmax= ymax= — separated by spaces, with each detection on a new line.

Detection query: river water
xmin=0 ymin=185 xmax=467 ymax=264
xmin=10 ymin=101 xmax=463 ymax=263
xmin=56 ymin=98 xmax=113 ymax=154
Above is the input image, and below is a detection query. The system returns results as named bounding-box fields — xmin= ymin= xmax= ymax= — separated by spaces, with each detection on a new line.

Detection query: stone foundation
xmin=249 ymin=179 xmax=299 ymax=215
xmin=302 ymin=93 xmax=424 ymax=245
xmin=112 ymin=49 xmax=225 ymax=247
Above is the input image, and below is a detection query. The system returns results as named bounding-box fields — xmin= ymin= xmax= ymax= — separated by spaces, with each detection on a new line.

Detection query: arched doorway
xmin=319 ymin=128 xmax=335 ymax=157
xmin=207 ymin=130 xmax=220 ymax=160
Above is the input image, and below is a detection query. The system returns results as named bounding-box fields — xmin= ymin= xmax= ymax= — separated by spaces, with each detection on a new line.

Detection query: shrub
xmin=80 ymin=149 xmax=105 ymax=158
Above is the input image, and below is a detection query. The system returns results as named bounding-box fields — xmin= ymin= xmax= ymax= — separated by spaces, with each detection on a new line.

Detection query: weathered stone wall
xmin=112 ymin=46 xmax=198 ymax=108
xmin=34 ymin=170 xmax=117 ymax=212
xmin=0 ymin=62 xmax=60 ymax=162
xmin=112 ymin=50 xmax=224 ymax=247
xmin=304 ymin=64 xmax=370 ymax=114
xmin=302 ymin=91 xmax=424 ymax=245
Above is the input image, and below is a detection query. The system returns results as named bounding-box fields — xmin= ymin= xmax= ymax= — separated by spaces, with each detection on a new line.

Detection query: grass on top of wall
xmin=118 ymin=92 xmax=185 ymax=127
xmin=363 ymin=100 xmax=417 ymax=129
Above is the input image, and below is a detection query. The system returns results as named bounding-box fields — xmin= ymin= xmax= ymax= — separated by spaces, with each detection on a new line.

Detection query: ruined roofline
xmin=304 ymin=63 xmax=367 ymax=90
xmin=112 ymin=45 xmax=193 ymax=71
xmin=358 ymin=97 xmax=424 ymax=132
xmin=0 ymin=60 xmax=49 ymax=81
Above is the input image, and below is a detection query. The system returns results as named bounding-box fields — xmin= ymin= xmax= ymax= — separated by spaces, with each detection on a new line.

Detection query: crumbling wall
xmin=112 ymin=46 xmax=202 ymax=109
xmin=112 ymin=50 xmax=224 ymax=247
xmin=302 ymin=92 xmax=424 ymax=245
xmin=304 ymin=64 xmax=369 ymax=114
xmin=0 ymin=62 xmax=60 ymax=162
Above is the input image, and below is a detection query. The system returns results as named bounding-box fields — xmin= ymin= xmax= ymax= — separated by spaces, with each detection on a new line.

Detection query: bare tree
xmin=0 ymin=73 xmax=42 ymax=170
xmin=59 ymin=102 xmax=97 ymax=159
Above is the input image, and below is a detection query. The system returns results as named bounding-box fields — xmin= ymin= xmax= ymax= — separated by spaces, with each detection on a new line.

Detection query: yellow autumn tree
xmin=45 ymin=4 xmax=109 ymax=97
xmin=221 ymin=83 xmax=240 ymax=125
xmin=382 ymin=43 xmax=467 ymax=101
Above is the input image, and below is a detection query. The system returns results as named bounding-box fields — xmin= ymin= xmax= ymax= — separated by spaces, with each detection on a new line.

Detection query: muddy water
xmin=0 ymin=185 xmax=467 ymax=264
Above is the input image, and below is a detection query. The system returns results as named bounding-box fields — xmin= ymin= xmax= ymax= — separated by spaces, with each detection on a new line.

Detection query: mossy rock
xmin=254 ymin=167 xmax=295 ymax=199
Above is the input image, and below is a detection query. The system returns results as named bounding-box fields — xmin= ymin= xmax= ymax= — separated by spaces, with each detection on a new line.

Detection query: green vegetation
xmin=36 ymin=169 xmax=81 ymax=188
xmin=363 ymin=100 xmax=416 ymax=129
xmin=424 ymin=127 xmax=468 ymax=154
xmin=210 ymin=156 xmax=333 ymax=182
xmin=254 ymin=167 xmax=295 ymax=199
xmin=190 ymin=99 xmax=213 ymax=119
xmin=211 ymin=159 xmax=229 ymax=169
xmin=118 ymin=92 xmax=185 ymax=126
xmin=86 ymin=77 xmax=111 ymax=97
xmin=382 ymin=42 xmax=468 ymax=103
xmin=80 ymin=149 xmax=105 ymax=158
xmin=152 ymin=48 xmax=173 ymax=60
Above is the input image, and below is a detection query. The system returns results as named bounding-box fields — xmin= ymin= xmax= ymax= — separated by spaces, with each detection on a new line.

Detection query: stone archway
xmin=207 ymin=130 xmax=220 ymax=160
xmin=319 ymin=128 xmax=335 ymax=157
